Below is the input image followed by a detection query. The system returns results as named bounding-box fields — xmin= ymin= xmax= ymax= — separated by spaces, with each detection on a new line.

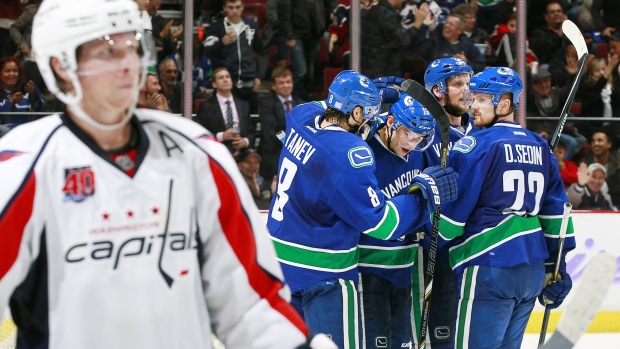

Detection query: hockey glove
xmin=538 ymin=257 xmax=573 ymax=309
xmin=409 ymin=165 xmax=458 ymax=213
xmin=373 ymin=76 xmax=405 ymax=103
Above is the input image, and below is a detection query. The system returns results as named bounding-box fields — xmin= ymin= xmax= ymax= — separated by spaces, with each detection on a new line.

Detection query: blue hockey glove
xmin=373 ymin=76 xmax=405 ymax=104
xmin=538 ymin=257 xmax=573 ymax=309
xmin=408 ymin=165 xmax=458 ymax=213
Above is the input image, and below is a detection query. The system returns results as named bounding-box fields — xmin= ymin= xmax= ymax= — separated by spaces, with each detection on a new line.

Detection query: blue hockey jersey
xmin=424 ymin=113 xmax=479 ymax=167
xmin=438 ymin=122 xmax=576 ymax=276
xmin=358 ymin=135 xmax=427 ymax=289
xmin=267 ymin=102 xmax=430 ymax=292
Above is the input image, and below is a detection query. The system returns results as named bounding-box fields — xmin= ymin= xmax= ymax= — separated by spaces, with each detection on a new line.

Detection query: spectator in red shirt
xmin=553 ymin=137 xmax=578 ymax=188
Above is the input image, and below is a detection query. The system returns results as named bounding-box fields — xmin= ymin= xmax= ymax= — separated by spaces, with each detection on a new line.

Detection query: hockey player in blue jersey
xmin=360 ymin=94 xmax=436 ymax=349
xmin=424 ymin=57 xmax=478 ymax=166
xmin=420 ymin=57 xmax=478 ymax=348
xmin=267 ymin=70 xmax=458 ymax=349
xmin=439 ymin=67 xmax=575 ymax=349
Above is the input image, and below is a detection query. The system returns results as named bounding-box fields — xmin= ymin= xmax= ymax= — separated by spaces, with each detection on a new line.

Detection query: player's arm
xmin=0 ymin=137 xmax=44 ymax=318
xmin=193 ymin=137 xmax=322 ymax=348
xmin=328 ymin=163 xmax=431 ymax=241
xmin=538 ymin=148 xmax=576 ymax=256
xmin=437 ymin=140 xmax=482 ymax=248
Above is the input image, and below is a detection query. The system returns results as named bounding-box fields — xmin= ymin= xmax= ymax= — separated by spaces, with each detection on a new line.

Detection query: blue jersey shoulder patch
xmin=348 ymin=146 xmax=374 ymax=168
xmin=453 ymin=136 xmax=476 ymax=153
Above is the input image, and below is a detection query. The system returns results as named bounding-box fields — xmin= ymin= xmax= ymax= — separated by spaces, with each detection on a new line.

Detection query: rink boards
xmin=258 ymin=210 xmax=620 ymax=333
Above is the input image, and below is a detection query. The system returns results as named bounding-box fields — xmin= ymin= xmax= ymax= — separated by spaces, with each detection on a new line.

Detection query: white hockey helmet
xmin=32 ymin=0 xmax=150 ymax=130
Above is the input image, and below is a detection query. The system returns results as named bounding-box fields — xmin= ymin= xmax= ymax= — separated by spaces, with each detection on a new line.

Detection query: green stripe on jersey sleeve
xmin=362 ymin=201 xmax=399 ymax=240
xmin=449 ymin=215 xmax=542 ymax=270
xmin=538 ymin=215 xmax=575 ymax=237
xmin=271 ymin=238 xmax=359 ymax=272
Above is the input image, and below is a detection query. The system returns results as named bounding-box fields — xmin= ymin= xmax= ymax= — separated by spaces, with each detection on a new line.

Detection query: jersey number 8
xmin=271 ymin=158 xmax=298 ymax=221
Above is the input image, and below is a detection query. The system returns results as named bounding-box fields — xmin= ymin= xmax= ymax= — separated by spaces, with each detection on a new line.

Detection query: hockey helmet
xmin=469 ymin=67 xmax=522 ymax=108
xmin=389 ymin=94 xmax=436 ymax=151
xmin=424 ymin=57 xmax=473 ymax=94
xmin=326 ymin=70 xmax=381 ymax=121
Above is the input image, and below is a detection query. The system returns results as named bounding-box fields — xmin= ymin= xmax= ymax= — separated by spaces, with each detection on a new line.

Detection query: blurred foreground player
xmin=0 ymin=0 xmax=335 ymax=348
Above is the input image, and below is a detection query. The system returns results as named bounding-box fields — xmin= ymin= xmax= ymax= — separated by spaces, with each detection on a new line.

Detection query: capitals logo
xmin=63 ymin=166 xmax=95 ymax=202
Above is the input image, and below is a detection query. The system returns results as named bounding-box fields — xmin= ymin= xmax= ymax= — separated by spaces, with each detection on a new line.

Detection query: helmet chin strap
xmin=386 ymin=126 xmax=397 ymax=154
xmin=484 ymin=104 xmax=515 ymax=128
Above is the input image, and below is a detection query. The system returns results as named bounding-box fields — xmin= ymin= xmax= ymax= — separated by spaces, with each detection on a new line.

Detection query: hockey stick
xmin=539 ymin=253 xmax=617 ymax=349
xmin=401 ymin=79 xmax=451 ymax=349
xmin=549 ymin=20 xmax=588 ymax=153
xmin=538 ymin=202 xmax=572 ymax=346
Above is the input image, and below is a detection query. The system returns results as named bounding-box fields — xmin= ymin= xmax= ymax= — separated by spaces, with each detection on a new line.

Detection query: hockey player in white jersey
xmin=267 ymin=70 xmax=458 ymax=349
xmin=0 ymin=0 xmax=336 ymax=348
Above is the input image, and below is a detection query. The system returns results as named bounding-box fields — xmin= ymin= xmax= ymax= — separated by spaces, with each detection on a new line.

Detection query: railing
xmin=2 ymin=113 xmax=619 ymax=125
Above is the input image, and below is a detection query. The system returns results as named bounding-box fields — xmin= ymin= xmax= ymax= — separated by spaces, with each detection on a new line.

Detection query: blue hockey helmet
xmin=424 ymin=58 xmax=473 ymax=94
xmin=388 ymin=94 xmax=436 ymax=151
xmin=469 ymin=67 xmax=523 ymax=108
xmin=326 ymin=70 xmax=381 ymax=121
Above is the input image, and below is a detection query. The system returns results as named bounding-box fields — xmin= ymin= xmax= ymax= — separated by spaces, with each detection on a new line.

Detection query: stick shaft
xmin=538 ymin=202 xmax=572 ymax=347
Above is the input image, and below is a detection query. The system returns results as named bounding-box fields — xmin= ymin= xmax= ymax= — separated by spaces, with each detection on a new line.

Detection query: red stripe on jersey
xmin=208 ymin=157 xmax=308 ymax=335
xmin=0 ymin=172 xmax=36 ymax=280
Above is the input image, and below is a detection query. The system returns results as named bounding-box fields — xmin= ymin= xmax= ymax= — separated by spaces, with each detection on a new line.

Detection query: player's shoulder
xmin=288 ymin=101 xmax=327 ymax=124
xmin=0 ymin=113 xmax=64 ymax=151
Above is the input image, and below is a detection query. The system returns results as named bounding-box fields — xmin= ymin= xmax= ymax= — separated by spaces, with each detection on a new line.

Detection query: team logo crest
xmin=404 ymin=96 xmax=414 ymax=106
xmin=63 ymin=166 xmax=95 ymax=202
xmin=359 ymin=77 xmax=369 ymax=88
xmin=348 ymin=146 xmax=374 ymax=168
xmin=453 ymin=136 xmax=476 ymax=153
xmin=431 ymin=59 xmax=440 ymax=67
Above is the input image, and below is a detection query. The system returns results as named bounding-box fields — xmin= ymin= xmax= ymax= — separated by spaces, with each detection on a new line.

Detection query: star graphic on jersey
xmin=102 ymin=213 xmax=109 ymax=220
xmin=127 ymin=210 xmax=134 ymax=218
xmin=152 ymin=207 xmax=159 ymax=214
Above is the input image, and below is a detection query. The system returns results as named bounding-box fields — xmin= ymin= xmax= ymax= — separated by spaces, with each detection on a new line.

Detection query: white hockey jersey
xmin=0 ymin=110 xmax=309 ymax=349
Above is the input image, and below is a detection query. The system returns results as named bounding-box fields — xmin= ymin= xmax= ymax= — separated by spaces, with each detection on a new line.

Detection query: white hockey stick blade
xmin=562 ymin=20 xmax=588 ymax=59
xmin=540 ymin=253 xmax=618 ymax=349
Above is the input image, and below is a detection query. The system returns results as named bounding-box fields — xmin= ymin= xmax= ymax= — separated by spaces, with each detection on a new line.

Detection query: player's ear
xmin=432 ymin=85 xmax=442 ymax=98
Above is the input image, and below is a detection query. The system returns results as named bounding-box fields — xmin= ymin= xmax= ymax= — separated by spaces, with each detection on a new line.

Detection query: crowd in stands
xmin=2 ymin=0 xmax=620 ymax=210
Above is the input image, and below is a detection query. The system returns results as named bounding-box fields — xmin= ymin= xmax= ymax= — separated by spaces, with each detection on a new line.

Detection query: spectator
xmin=526 ymin=64 xmax=581 ymax=159
xmin=9 ymin=1 xmax=41 ymax=61
xmin=258 ymin=67 xmax=304 ymax=188
xmin=548 ymin=43 xmax=580 ymax=88
xmin=577 ymin=56 xmax=619 ymax=119
xmin=414 ymin=13 xmax=485 ymax=73
xmin=488 ymin=12 xmax=538 ymax=69
xmin=582 ymin=131 xmax=618 ymax=177
xmin=329 ymin=0 xmax=376 ymax=69
xmin=606 ymin=148 xmax=620 ymax=208
xmin=604 ymin=32 xmax=620 ymax=118
xmin=192 ymin=38 xmax=213 ymax=98
xmin=204 ymin=0 xmax=267 ymax=113
xmin=235 ymin=148 xmax=272 ymax=209
xmin=361 ymin=0 xmax=428 ymax=79
xmin=148 ymin=0 xmax=183 ymax=62
xmin=277 ymin=0 xmax=328 ymax=100
xmin=262 ymin=0 xmax=288 ymax=68
xmin=567 ymin=162 xmax=614 ymax=209
xmin=591 ymin=0 xmax=620 ymax=40
xmin=475 ymin=0 xmax=515 ymax=34
xmin=0 ymin=0 xmax=23 ymax=59
xmin=137 ymin=67 xmax=168 ymax=111
xmin=530 ymin=1 xmax=567 ymax=66
xmin=158 ymin=58 xmax=183 ymax=114
xmin=554 ymin=137 xmax=579 ymax=188
xmin=0 ymin=56 xmax=42 ymax=112
xmin=195 ymin=67 xmax=254 ymax=154
xmin=453 ymin=3 xmax=489 ymax=45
